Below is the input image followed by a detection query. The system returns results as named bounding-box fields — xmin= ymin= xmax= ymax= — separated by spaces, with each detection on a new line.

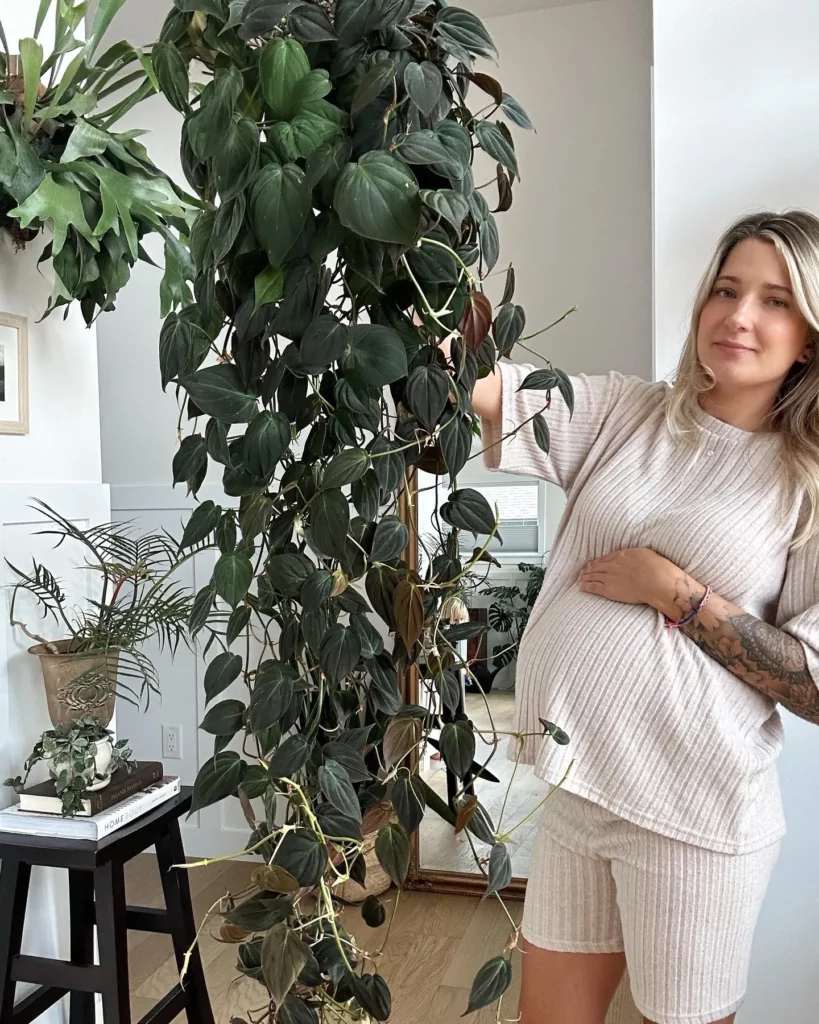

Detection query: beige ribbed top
xmin=483 ymin=362 xmax=819 ymax=853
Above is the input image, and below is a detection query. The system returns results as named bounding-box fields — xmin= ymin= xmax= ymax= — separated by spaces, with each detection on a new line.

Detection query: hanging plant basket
xmin=29 ymin=640 xmax=119 ymax=728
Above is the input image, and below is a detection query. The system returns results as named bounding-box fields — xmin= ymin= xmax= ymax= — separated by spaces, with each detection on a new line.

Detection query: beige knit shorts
xmin=521 ymin=787 xmax=781 ymax=1024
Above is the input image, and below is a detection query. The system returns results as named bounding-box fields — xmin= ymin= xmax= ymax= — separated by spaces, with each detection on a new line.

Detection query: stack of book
xmin=0 ymin=762 xmax=180 ymax=840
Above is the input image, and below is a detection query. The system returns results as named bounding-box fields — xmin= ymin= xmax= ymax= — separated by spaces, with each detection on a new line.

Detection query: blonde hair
xmin=667 ymin=210 xmax=819 ymax=546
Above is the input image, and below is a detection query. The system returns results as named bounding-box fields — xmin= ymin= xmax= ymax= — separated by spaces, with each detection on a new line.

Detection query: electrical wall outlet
xmin=162 ymin=724 xmax=182 ymax=760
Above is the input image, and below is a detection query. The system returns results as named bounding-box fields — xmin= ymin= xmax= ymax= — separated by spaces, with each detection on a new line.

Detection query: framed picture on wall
xmin=0 ymin=312 xmax=29 ymax=435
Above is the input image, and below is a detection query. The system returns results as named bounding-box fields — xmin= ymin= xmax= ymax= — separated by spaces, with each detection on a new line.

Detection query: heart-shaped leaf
xmin=204 ymin=652 xmax=243 ymax=703
xmin=334 ymin=151 xmax=420 ymax=246
xmin=485 ymin=841 xmax=512 ymax=897
xmin=405 ymin=364 xmax=450 ymax=431
xmin=352 ymin=60 xmax=396 ymax=117
xmin=393 ymin=578 xmax=424 ymax=651
xmin=200 ymin=698 xmax=245 ymax=736
xmin=403 ymin=60 xmax=442 ymax=116
xmin=250 ymin=163 xmax=311 ymax=266
xmin=435 ymin=7 xmax=497 ymax=60
xmin=180 ymin=365 xmax=258 ymax=423
xmin=440 ymin=487 xmax=496 ymax=535
xmin=475 ymin=120 xmax=518 ymax=177
xmin=319 ymin=623 xmax=361 ymax=683
xmin=492 ymin=303 xmax=526 ymax=357
xmin=343 ymin=324 xmax=408 ymax=388
xmin=439 ymin=720 xmax=476 ymax=780
xmin=465 ymin=956 xmax=512 ymax=1014
xmin=369 ymin=514 xmax=408 ymax=563
xmin=322 ymin=448 xmax=371 ymax=488
xmin=318 ymin=759 xmax=361 ymax=821
xmin=262 ymin=922 xmax=311 ymax=1005
xmin=374 ymin=822 xmax=410 ymax=887
xmin=191 ymin=751 xmax=246 ymax=812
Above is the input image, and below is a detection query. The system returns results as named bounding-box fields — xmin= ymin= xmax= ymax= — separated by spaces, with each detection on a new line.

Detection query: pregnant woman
xmin=468 ymin=210 xmax=819 ymax=1024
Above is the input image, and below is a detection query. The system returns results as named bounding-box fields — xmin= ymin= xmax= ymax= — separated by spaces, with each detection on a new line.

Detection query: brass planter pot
xmin=29 ymin=641 xmax=119 ymax=728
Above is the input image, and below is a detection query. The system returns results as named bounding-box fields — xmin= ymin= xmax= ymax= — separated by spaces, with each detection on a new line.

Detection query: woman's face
xmin=696 ymin=238 xmax=812 ymax=396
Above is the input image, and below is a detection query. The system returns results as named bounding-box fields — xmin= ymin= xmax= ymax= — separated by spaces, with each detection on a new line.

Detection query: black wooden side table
xmin=0 ymin=787 xmax=215 ymax=1024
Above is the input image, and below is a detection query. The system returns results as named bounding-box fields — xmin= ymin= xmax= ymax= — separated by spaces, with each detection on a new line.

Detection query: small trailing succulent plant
xmin=5 ymin=714 xmax=135 ymax=817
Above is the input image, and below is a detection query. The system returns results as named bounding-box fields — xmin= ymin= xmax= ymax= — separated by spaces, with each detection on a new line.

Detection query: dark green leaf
xmin=555 ymin=368 xmax=574 ymax=416
xmin=289 ymin=3 xmax=338 ymax=42
xmin=335 ymin=0 xmax=389 ymax=44
xmin=172 ymin=434 xmax=207 ymax=486
xmin=440 ymin=413 xmax=472 ymax=479
xmin=440 ymin=488 xmax=496 ymax=535
xmin=439 ymin=720 xmax=475 ymax=780
xmin=262 ymin=922 xmax=310 ymax=1005
xmin=518 ymin=368 xmax=559 ymax=392
xmin=204 ymin=652 xmax=243 ymax=703
xmin=351 ymin=973 xmax=391 ymax=1022
xmin=435 ymin=7 xmax=497 ymax=59
xmin=369 ymin=515 xmax=408 ymax=563
xmin=250 ymin=162 xmax=311 ymax=267
xmin=479 ymin=214 xmax=500 ymax=273
xmin=352 ymin=60 xmax=396 ymax=118
xmin=420 ymin=189 xmax=469 ymax=234
xmin=268 ymin=734 xmax=312 ymax=778
xmin=244 ymin=411 xmax=290 ymax=477
xmin=349 ymin=612 xmax=383 ymax=658
xmin=532 ymin=413 xmax=550 ymax=454
xmin=403 ymin=60 xmax=442 ymax=116
xmin=200 ymin=698 xmax=245 ymax=736
xmin=492 ymin=303 xmax=526 ymax=357
xmin=486 ymin=841 xmax=512 ymax=897
xmin=213 ymin=551 xmax=254 ymax=607
xmin=181 ymin=365 xmax=258 ymax=423
xmin=501 ymin=91 xmax=534 ymax=130
xmin=188 ymin=68 xmax=243 ymax=161
xmin=334 ymin=151 xmax=420 ymax=246
xmin=475 ymin=120 xmax=518 ymax=177
xmin=318 ymin=760 xmax=361 ymax=821
xmin=540 ymin=718 xmax=570 ymax=745
xmin=152 ymin=41 xmax=190 ymax=112
xmin=259 ymin=36 xmax=311 ymax=119
xmin=343 ymin=324 xmax=408 ymax=387
xmin=191 ymin=751 xmax=246 ymax=812
xmin=181 ymin=499 xmax=222 ymax=548
xmin=215 ymin=116 xmax=260 ymax=199
xmin=237 ymin=0 xmax=301 ymax=38
xmin=159 ymin=312 xmax=211 ymax=390
xmin=301 ymin=569 xmax=333 ymax=611
xmin=392 ymin=774 xmax=425 ymax=834
xmin=268 ymin=552 xmax=314 ymax=596
xmin=365 ymin=654 xmax=403 ymax=715
xmin=405 ymin=364 xmax=450 ymax=431
xmin=249 ymin=662 xmax=295 ymax=730
xmin=189 ymin=584 xmax=216 ymax=635
xmin=465 ymin=957 xmax=512 ymax=1014
xmin=322 ymin=448 xmax=371 ymax=489
xmin=393 ymin=130 xmax=451 ymax=169
xmin=319 ymin=624 xmax=361 ymax=683
xmin=374 ymin=822 xmax=410 ymax=887
xmin=351 ymin=470 xmax=380 ymax=521
xmin=274 ymin=828 xmax=327 ymax=885
xmin=226 ymin=893 xmax=292 ymax=931
xmin=300 ymin=315 xmax=348 ymax=373
xmin=361 ymin=895 xmax=386 ymax=928
xmin=226 ymin=605 xmax=252 ymax=645
xmin=308 ymin=488 xmax=350 ymax=559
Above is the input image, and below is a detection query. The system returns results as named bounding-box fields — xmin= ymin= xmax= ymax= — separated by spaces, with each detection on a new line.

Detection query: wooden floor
xmin=125 ymin=853 xmax=526 ymax=1023
xmin=126 ymin=854 xmax=641 ymax=1024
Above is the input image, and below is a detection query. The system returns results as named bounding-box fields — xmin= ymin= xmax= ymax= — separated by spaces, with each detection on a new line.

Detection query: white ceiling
xmin=467 ymin=0 xmax=603 ymax=17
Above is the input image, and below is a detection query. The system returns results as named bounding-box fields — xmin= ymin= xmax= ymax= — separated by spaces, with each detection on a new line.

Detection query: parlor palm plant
xmin=7 ymin=500 xmax=192 ymax=724
xmin=151 ymin=2 xmax=575 ymax=1021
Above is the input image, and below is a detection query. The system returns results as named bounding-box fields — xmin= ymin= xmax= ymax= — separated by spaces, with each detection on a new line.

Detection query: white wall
xmin=0 ymin=11 xmax=108 ymax=1022
xmin=482 ymin=0 xmax=653 ymax=380
xmin=653 ymin=3 xmax=819 ymax=1020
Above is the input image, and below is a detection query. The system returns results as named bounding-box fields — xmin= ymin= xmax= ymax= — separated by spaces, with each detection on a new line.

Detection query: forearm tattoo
xmin=674 ymin=580 xmax=819 ymax=725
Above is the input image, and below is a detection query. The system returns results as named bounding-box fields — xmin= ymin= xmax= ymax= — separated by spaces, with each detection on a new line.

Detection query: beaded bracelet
xmin=664 ymin=584 xmax=712 ymax=633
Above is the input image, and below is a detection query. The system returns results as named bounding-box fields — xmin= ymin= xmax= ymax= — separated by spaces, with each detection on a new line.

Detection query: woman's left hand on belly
xmin=577 ymin=548 xmax=692 ymax=619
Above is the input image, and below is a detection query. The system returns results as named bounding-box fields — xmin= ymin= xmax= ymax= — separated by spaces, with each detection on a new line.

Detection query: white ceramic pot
xmin=88 ymin=738 xmax=114 ymax=790
xmin=48 ymin=737 xmax=114 ymax=792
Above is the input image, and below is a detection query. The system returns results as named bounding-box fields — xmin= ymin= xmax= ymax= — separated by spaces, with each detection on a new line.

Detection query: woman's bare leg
xmin=518 ymin=937 xmax=627 ymax=1024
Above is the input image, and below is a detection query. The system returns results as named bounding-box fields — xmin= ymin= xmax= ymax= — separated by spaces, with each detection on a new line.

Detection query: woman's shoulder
xmin=579 ymin=370 xmax=669 ymax=418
